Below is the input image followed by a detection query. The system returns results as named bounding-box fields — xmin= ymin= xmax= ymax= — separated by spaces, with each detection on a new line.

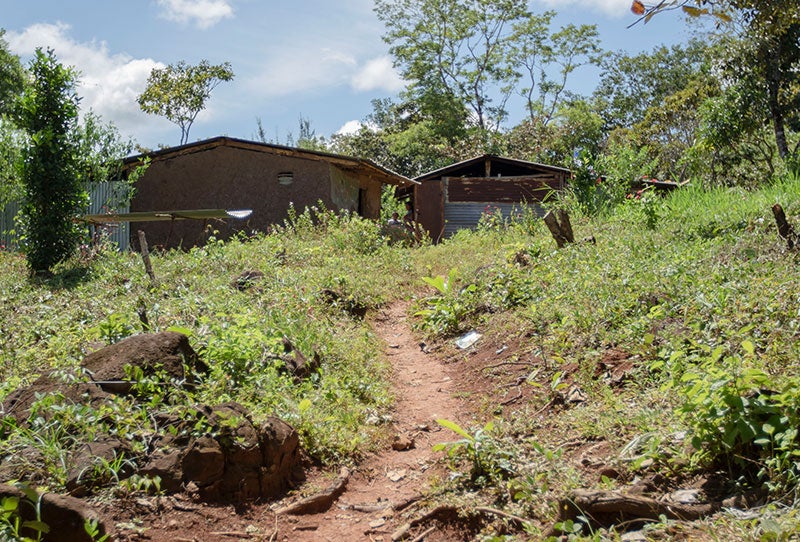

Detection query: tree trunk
xmin=764 ymin=38 xmax=790 ymax=159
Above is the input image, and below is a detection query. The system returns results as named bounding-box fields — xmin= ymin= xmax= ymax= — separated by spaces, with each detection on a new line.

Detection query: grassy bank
xmin=2 ymin=179 xmax=800 ymax=537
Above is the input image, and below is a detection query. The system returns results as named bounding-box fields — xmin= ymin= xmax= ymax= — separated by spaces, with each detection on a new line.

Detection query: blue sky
xmin=1 ymin=0 xmax=700 ymax=150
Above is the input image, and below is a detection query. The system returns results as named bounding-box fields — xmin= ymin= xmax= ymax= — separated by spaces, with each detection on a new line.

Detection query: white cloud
xmin=536 ymin=0 xmax=632 ymax=18
xmin=336 ymin=120 xmax=363 ymax=135
xmin=248 ymin=50 xmax=405 ymax=100
xmin=155 ymin=0 xmax=234 ymax=29
xmin=7 ymin=23 xmax=170 ymax=142
xmin=246 ymin=46 xmax=358 ymax=98
xmin=351 ymin=56 xmax=406 ymax=93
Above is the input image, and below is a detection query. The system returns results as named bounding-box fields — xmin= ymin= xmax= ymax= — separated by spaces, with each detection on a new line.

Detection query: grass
xmin=2 ymin=180 xmax=800 ymax=537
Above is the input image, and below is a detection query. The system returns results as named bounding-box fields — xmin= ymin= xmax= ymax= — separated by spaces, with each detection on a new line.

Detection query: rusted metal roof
xmin=415 ymin=154 xmax=571 ymax=182
xmin=125 ymin=137 xmax=418 ymax=187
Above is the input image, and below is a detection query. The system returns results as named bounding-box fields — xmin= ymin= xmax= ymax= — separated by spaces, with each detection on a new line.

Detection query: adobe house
xmin=126 ymin=137 xmax=415 ymax=248
xmin=406 ymin=155 xmax=571 ymax=242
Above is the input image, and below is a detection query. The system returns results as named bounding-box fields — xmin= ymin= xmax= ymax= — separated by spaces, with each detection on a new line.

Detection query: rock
xmin=279 ymin=337 xmax=321 ymax=381
xmin=65 ymin=438 xmax=133 ymax=496
xmin=232 ymin=270 xmax=264 ymax=291
xmin=1 ymin=377 xmax=111 ymax=423
xmin=392 ymin=434 xmax=415 ymax=451
xmin=140 ymin=403 xmax=302 ymax=502
xmin=81 ymin=332 xmax=208 ymax=394
xmin=319 ymin=288 xmax=367 ymax=319
xmin=0 ymin=483 xmax=107 ymax=542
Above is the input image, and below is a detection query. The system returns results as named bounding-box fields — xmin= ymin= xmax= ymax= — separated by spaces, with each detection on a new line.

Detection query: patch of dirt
xmin=101 ymin=301 xmax=477 ymax=541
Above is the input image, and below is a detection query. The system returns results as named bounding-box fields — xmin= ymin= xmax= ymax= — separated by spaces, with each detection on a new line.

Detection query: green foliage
xmin=0 ymin=29 xmax=25 ymax=117
xmin=137 ymin=59 xmax=234 ymax=145
xmin=434 ymin=419 xmax=516 ymax=486
xmin=374 ymin=0 xmax=603 ymax=137
xmin=0 ymin=483 xmax=48 ymax=542
xmin=415 ymin=268 xmax=478 ymax=335
xmin=678 ymin=356 xmax=800 ymax=494
xmin=16 ymin=48 xmax=86 ymax=274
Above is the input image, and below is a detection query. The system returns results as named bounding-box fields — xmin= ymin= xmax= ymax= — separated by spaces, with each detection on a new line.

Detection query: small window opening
xmin=277 ymin=172 xmax=294 ymax=186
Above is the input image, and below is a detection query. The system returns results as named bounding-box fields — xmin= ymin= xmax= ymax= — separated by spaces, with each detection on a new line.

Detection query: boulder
xmin=0 ymin=483 xmax=107 ymax=542
xmin=140 ymin=402 xmax=302 ymax=502
xmin=81 ymin=331 xmax=208 ymax=394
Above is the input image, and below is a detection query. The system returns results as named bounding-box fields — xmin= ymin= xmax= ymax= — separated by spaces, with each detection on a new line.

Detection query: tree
xmin=0 ymin=29 xmax=26 ymax=206
xmin=0 ymin=29 xmax=25 ymax=117
xmin=16 ymin=48 xmax=85 ymax=274
xmin=593 ymin=39 xmax=710 ymax=131
xmin=630 ymin=0 xmax=800 ymax=163
xmin=375 ymin=0 xmax=530 ymax=132
xmin=137 ymin=60 xmax=234 ymax=145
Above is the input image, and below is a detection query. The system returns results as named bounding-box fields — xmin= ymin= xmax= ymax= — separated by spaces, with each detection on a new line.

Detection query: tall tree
xmin=0 ymin=29 xmax=25 ymax=117
xmin=16 ymin=48 xmax=85 ymax=274
xmin=0 ymin=30 xmax=26 ymax=205
xmin=375 ymin=0 xmax=528 ymax=132
xmin=138 ymin=60 xmax=234 ymax=145
xmin=631 ymin=0 xmax=800 ymax=162
xmin=593 ymin=39 xmax=710 ymax=131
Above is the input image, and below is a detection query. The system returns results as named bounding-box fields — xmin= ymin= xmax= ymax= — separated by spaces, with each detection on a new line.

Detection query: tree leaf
xmin=682 ymin=6 xmax=706 ymax=17
xmin=436 ymin=418 xmax=473 ymax=441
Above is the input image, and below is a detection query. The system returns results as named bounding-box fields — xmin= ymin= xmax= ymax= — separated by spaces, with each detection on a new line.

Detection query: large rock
xmin=0 ymin=483 xmax=107 ymax=542
xmin=139 ymin=402 xmax=302 ymax=502
xmin=1 ymin=378 xmax=111 ymax=423
xmin=81 ymin=331 xmax=208 ymax=394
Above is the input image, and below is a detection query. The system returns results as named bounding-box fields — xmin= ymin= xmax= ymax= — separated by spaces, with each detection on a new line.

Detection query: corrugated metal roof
xmin=124 ymin=136 xmax=418 ymax=187
xmin=416 ymin=154 xmax=571 ymax=182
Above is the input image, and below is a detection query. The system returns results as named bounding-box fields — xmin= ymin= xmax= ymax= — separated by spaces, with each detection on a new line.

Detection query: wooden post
xmin=557 ymin=208 xmax=575 ymax=243
xmin=772 ymin=203 xmax=799 ymax=250
xmin=543 ymin=210 xmax=575 ymax=248
xmin=137 ymin=230 xmax=157 ymax=285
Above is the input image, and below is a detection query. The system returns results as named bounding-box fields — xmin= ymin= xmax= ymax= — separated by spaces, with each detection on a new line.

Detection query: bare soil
xmin=103 ymin=301 xmax=476 ymax=541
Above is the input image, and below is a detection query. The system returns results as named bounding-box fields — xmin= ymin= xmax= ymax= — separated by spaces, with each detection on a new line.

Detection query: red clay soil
xmin=102 ymin=301 xmax=475 ymax=541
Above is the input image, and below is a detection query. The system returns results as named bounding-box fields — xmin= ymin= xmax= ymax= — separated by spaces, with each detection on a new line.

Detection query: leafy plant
xmin=678 ymin=347 xmax=800 ymax=494
xmin=415 ymin=268 xmax=478 ymax=335
xmin=434 ymin=418 xmax=516 ymax=486
xmin=0 ymin=483 xmax=48 ymax=542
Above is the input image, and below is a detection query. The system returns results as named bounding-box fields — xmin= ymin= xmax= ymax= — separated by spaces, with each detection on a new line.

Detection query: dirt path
xmin=112 ymin=301 xmax=470 ymax=541
xmin=282 ymin=300 xmax=468 ymax=541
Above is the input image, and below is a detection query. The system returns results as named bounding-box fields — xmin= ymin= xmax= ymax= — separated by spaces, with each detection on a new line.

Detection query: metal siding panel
xmin=0 ymin=182 xmax=130 ymax=251
xmin=443 ymin=201 xmax=545 ymax=237
xmin=0 ymin=201 xmax=19 ymax=249
xmin=88 ymin=181 xmax=130 ymax=250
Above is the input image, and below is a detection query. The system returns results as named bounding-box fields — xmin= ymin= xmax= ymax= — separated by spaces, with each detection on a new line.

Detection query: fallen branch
xmin=410 ymin=526 xmax=436 ymax=542
xmin=391 ymin=505 xmax=457 ymax=541
xmin=475 ymin=506 xmax=528 ymax=527
xmin=500 ymin=387 xmax=523 ymax=406
xmin=275 ymin=467 xmax=350 ymax=515
xmin=551 ymin=488 xmax=767 ymax=535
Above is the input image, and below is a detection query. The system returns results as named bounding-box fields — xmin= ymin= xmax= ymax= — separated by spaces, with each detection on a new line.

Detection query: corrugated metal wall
xmin=0 ymin=182 xmax=130 ymax=251
xmin=443 ymin=201 xmax=545 ymax=237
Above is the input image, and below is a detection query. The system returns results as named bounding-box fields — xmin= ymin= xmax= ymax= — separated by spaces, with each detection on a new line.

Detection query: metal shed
xmin=409 ymin=155 xmax=571 ymax=242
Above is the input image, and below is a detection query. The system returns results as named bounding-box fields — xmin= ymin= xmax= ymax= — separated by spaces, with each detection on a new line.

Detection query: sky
xmin=0 ymin=0 xmax=701 ymax=151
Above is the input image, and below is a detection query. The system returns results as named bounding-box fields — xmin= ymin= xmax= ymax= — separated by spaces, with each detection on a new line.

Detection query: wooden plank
xmin=445 ymin=176 xmax=560 ymax=203
xmin=81 ymin=209 xmax=252 ymax=224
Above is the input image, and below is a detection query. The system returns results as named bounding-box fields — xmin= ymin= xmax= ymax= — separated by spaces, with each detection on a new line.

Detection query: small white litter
xmin=455 ymin=330 xmax=482 ymax=349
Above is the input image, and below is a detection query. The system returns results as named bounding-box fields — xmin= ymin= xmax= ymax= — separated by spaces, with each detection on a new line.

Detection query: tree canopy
xmin=137 ymin=60 xmax=234 ymax=145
